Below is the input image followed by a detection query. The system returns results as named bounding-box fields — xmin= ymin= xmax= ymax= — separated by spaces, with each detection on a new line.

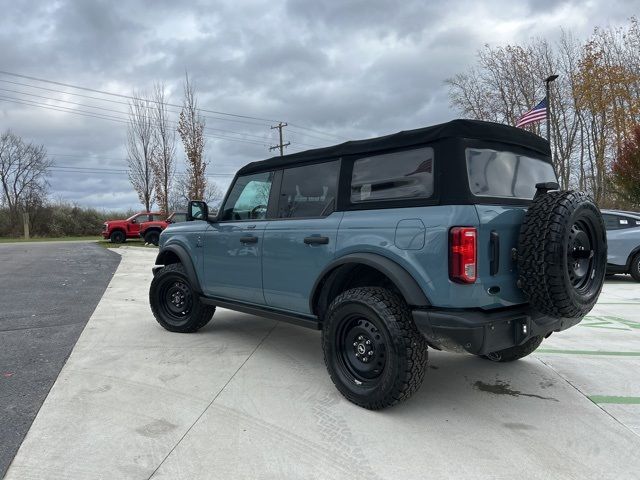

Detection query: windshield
xmin=466 ymin=148 xmax=557 ymax=199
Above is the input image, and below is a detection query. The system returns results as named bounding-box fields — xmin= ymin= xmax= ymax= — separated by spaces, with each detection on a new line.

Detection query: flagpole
xmin=545 ymin=74 xmax=558 ymax=141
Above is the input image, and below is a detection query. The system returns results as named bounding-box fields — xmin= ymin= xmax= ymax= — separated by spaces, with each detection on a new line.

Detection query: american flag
xmin=516 ymin=98 xmax=547 ymax=128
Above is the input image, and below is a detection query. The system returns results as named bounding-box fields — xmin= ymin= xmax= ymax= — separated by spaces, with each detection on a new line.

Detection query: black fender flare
xmin=155 ymin=244 xmax=203 ymax=294
xmin=309 ymin=252 xmax=430 ymax=313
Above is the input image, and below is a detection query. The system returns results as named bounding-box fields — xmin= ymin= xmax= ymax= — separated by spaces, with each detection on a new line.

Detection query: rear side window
xmin=350 ymin=147 xmax=434 ymax=203
xmin=278 ymin=161 xmax=340 ymax=218
xmin=604 ymin=214 xmax=640 ymax=230
xmin=466 ymin=148 xmax=557 ymax=199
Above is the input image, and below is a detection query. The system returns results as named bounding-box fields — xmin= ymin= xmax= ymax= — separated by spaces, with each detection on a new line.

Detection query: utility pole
xmin=269 ymin=122 xmax=290 ymax=156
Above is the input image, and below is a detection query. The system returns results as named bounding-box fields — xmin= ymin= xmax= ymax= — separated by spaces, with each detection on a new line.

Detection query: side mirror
xmin=187 ymin=200 xmax=209 ymax=221
xmin=131 ymin=218 xmax=137 ymax=224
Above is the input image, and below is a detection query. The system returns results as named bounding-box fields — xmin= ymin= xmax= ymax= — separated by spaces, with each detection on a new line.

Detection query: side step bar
xmin=199 ymin=296 xmax=322 ymax=330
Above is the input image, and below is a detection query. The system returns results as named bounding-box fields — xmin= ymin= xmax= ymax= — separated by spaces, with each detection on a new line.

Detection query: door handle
xmin=304 ymin=236 xmax=329 ymax=245
xmin=240 ymin=236 xmax=258 ymax=244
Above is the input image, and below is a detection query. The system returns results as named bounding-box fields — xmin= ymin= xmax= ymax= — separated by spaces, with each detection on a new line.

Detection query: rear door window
xmin=277 ymin=161 xmax=339 ymax=218
xmin=466 ymin=148 xmax=557 ymax=199
xmin=350 ymin=147 xmax=434 ymax=203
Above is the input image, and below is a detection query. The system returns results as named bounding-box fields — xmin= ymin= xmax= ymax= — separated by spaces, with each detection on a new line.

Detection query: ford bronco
xmin=102 ymin=212 xmax=163 ymax=243
xmin=149 ymin=119 xmax=607 ymax=409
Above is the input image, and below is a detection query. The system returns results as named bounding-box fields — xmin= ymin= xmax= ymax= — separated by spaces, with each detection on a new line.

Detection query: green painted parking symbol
xmin=580 ymin=315 xmax=640 ymax=331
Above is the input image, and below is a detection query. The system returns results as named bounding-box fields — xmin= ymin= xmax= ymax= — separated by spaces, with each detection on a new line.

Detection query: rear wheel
xmin=481 ymin=336 xmax=543 ymax=362
xmin=322 ymin=287 xmax=428 ymax=410
xmin=110 ymin=230 xmax=125 ymax=243
xmin=144 ymin=230 xmax=160 ymax=246
xmin=630 ymin=254 xmax=640 ymax=282
xmin=518 ymin=191 xmax=607 ymax=318
xmin=149 ymin=263 xmax=215 ymax=332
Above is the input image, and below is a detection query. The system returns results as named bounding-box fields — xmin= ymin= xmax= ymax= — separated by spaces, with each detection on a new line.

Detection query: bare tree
xmin=127 ymin=91 xmax=156 ymax=211
xmin=0 ymin=130 xmax=51 ymax=231
xmin=177 ymin=73 xmax=207 ymax=200
xmin=151 ymin=83 xmax=175 ymax=215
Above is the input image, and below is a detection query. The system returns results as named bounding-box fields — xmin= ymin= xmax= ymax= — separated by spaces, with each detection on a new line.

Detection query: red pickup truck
xmin=102 ymin=212 xmax=164 ymax=243
xmin=139 ymin=212 xmax=187 ymax=245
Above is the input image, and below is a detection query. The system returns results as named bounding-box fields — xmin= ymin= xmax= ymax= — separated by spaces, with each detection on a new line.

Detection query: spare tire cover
xmin=517 ymin=191 xmax=607 ymax=318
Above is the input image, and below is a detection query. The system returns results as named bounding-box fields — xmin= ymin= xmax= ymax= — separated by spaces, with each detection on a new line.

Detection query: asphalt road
xmin=0 ymin=241 xmax=120 ymax=477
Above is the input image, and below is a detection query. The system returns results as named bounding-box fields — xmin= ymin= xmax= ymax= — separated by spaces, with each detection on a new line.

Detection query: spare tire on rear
xmin=517 ymin=190 xmax=606 ymax=318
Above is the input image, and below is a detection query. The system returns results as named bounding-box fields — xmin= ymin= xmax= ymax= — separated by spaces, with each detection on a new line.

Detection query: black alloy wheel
xmin=567 ymin=220 xmax=597 ymax=292
xmin=149 ymin=263 xmax=215 ymax=333
xmin=335 ymin=315 xmax=387 ymax=385
xmin=159 ymin=279 xmax=193 ymax=323
xmin=322 ymin=287 xmax=428 ymax=410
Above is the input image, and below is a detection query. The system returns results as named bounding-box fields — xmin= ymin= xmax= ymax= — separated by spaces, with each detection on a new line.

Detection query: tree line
xmin=127 ymin=73 xmax=220 ymax=215
xmin=447 ymin=18 xmax=640 ymax=208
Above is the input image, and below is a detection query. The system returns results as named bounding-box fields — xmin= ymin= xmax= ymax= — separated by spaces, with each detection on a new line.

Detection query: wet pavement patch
xmin=474 ymin=380 xmax=559 ymax=402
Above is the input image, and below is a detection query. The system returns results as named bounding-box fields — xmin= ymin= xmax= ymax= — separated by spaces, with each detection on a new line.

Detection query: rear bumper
xmin=412 ymin=305 xmax=581 ymax=355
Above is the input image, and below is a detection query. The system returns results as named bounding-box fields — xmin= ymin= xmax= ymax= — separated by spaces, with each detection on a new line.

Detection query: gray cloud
xmin=0 ymin=0 xmax=635 ymax=210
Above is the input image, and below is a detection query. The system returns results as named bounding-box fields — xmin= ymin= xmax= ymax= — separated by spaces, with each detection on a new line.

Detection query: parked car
xmin=139 ymin=212 xmax=187 ymax=246
xmin=602 ymin=209 xmax=640 ymax=281
xmin=102 ymin=212 xmax=163 ymax=243
xmin=149 ymin=119 xmax=607 ymax=409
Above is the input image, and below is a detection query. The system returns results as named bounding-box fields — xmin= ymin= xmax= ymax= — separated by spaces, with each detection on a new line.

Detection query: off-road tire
xmin=144 ymin=230 xmax=160 ymax=246
xmin=110 ymin=230 xmax=126 ymax=243
xmin=518 ymin=191 xmax=606 ymax=318
xmin=322 ymin=287 xmax=428 ymax=410
xmin=149 ymin=263 xmax=215 ymax=333
xmin=630 ymin=254 xmax=640 ymax=282
xmin=481 ymin=336 xmax=543 ymax=362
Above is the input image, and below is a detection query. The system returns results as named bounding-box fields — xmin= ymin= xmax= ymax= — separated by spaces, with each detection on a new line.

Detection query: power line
xmin=0 ymin=70 xmax=281 ymax=124
xmin=0 ymin=78 xmax=273 ymax=129
xmin=50 ymin=164 xmax=237 ymax=177
xmin=0 ymin=70 xmax=348 ymax=141
xmin=0 ymin=92 xmax=323 ymax=149
xmin=0 ymin=95 xmax=271 ymax=147
xmin=0 ymin=87 xmax=274 ymax=144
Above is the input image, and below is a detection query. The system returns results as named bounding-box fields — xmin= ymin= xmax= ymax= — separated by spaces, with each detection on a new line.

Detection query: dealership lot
xmin=4 ymin=247 xmax=640 ymax=479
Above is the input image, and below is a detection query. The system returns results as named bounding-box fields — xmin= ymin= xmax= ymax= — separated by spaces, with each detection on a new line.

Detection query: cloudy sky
xmin=0 ymin=0 xmax=635 ymax=211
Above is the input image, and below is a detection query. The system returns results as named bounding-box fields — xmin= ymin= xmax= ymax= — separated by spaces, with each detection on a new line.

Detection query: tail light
xmin=449 ymin=227 xmax=477 ymax=283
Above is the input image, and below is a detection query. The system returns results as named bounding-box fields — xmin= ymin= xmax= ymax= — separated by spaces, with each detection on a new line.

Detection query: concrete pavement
xmin=5 ymin=247 xmax=640 ymax=479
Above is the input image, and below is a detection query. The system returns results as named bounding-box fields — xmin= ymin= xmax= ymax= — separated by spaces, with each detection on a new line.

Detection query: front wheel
xmin=110 ymin=230 xmax=125 ymax=243
xmin=149 ymin=263 xmax=215 ymax=332
xmin=322 ymin=287 xmax=428 ymax=410
xmin=630 ymin=254 xmax=640 ymax=282
xmin=144 ymin=230 xmax=160 ymax=246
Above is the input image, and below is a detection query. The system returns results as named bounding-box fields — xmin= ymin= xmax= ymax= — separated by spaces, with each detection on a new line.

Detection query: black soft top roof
xmin=238 ymin=119 xmax=551 ymax=175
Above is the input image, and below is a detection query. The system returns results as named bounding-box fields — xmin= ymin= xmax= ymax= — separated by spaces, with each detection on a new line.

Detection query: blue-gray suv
xmin=149 ymin=119 xmax=607 ymax=409
xmin=602 ymin=210 xmax=640 ymax=281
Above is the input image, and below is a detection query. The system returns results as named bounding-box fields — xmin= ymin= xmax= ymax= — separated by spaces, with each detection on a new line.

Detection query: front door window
xmin=221 ymin=172 xmax=274 ymax=221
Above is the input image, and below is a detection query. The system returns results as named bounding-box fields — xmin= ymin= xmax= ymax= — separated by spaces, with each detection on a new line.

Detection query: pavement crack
xmin=146 ymin=320 xmax=280 ymax=480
